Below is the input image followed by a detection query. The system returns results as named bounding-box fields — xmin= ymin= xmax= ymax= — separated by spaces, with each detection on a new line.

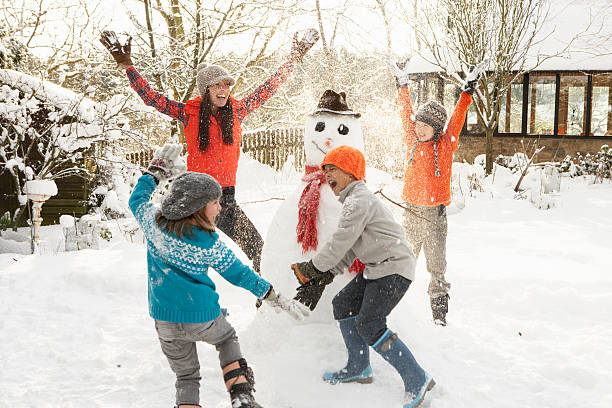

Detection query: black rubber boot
xmin=430 ymin=294 xmax=449 ymax=326
xmin=223 ymin=359 xmax=262 ymax=408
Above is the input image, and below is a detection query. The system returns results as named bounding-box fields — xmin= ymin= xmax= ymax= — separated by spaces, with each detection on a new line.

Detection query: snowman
xmin=260 ymin=90 xmax=365 ymax=318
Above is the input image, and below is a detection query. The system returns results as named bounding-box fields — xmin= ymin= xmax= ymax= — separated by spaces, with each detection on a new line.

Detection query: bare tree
xmin=410 ymin=0 xmax=595 ymax=174
xmin=118 ymin=0 xmax=300 ymax=140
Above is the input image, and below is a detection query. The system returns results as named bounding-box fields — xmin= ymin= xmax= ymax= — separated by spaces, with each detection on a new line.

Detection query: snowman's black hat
xmin=312 ymin=89 xmax=361 ymax=118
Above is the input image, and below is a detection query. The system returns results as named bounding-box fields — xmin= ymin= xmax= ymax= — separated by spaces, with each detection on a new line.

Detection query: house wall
xmin=455 ymin=135 xmax=610 ymax=164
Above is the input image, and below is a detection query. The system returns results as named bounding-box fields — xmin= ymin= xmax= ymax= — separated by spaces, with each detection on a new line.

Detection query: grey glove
xmin=389 ymin=55 xmax=412 ymax=88
xmin=263 ymin=286 xmax=310 ymax=321
xmin=461 ymin=58 xmax=489 ymax=95
xmin=100 ymin=30 xmax=134 ymax=69
xmin=288 ymin=29 xmax=319 ymax=63
xmin=146 ymin=144 xmax=187 ymax=182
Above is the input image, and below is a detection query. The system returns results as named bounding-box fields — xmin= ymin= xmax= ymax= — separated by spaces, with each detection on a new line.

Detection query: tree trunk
xmin=485 ymin=126 xmax=494 ymax=175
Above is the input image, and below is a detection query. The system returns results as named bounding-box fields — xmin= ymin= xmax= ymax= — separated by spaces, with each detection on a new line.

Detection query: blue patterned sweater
xmin=129 ymin=174 xmax=271 ymax=323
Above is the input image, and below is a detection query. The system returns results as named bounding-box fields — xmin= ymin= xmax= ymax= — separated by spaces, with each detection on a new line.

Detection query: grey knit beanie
xmin=196 ymin=63 xmax=235 ymax=97
xmin=415 ymin=101 xmax=447 ymax=135
xmin=161 ymin=172 xmax=222 ymax=220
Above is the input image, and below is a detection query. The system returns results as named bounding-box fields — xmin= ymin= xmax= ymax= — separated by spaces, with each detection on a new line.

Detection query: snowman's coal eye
xmin=315 ymin=122 xmax=325 ymax=132
xmin=338 ymin=124 xmax=349 ymax=135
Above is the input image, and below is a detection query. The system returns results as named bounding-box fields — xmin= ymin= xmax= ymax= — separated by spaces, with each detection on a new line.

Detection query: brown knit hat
xmin=312 ymin=89 xmax=361 ymax=117
xmin=196 ymin=63 xmax=235 ymax=96
xmin=320 ymin=145 xmax=365 ymax=180
xmin=415 ymin=101 xmax=447 ymax=135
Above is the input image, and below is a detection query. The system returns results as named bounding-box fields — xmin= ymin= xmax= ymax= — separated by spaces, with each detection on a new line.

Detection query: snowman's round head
xmin=304 ymin=90 xmax=364 ymax=167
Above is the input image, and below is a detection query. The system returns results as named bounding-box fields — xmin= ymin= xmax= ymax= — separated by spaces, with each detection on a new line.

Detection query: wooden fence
xmin=126 ymin=149 xmax=155 ymax=170
xmin=242 ymin=127 xmax=304 ymax=171
xmin=124 ymin=128 xmax=305 ymax=171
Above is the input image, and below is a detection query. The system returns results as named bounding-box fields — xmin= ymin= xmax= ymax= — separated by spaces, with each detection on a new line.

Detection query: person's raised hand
xmin=100 ymin=30 xmax=134 ymax=70
xmin=289 ymin=29 xmax=320 ymax=63
xmin=388 ymin=55 xmax=413 ymax=88
xmin=146 ymin=144 xmax=186 ymax=182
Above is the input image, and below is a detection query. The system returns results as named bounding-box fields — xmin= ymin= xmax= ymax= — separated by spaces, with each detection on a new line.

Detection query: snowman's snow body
xmin=260 ymin=109 xmax=364 ymax=318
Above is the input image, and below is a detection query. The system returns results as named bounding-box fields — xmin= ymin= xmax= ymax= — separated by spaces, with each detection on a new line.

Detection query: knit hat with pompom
xmin=414 ymin=100 xmax=447 ymax=136
xmin=196 ymin=63 xmax=235 ymax=97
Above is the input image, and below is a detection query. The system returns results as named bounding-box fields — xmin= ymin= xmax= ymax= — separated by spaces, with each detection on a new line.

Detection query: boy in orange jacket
xmin=390 ymin=57 xmax=484 ymax=326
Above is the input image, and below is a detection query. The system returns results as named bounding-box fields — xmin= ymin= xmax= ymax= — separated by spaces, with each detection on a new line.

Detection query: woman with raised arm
xmin=101 ymin=29 xmax=319 ymax=275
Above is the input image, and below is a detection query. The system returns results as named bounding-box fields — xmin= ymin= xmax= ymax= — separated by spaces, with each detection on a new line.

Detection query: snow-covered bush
xmin=559 ymin=155 xmax=582 ymax=176
xmin=580 ymin=145 xmax=611 ymax=180
xmin=0 ymin=69 xmax=144 ymax=228
xmin=0 ymin=210 xmax=10 ymax=235
xmin=87 ymin=143 xmax=142 ymax=219
xmin=558 ymin=145 xmax=611 ymax=180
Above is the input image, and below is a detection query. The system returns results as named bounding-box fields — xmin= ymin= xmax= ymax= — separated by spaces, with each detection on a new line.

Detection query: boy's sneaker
xmin=431 ymin=294 xmax=449 ymax=326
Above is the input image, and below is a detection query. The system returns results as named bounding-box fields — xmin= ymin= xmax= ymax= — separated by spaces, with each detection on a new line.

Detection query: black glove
xmin=100 ymin=30 xmax=134 ymax=69
xmin=293 ymin=271 xmax=334 ymax=311
xmin=291 ymin=260 xmax=325 ymax=285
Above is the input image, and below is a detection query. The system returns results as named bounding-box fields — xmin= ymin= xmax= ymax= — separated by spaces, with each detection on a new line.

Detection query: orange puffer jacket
xmin=399 ymin=87 xmax=472 ymax=206
xmin=183 ymin=97 xmax=243 ymax=187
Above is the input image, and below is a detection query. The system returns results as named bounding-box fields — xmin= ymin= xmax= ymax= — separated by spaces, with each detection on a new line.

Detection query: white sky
xmin=6 ymin=0 xmax=610 ymax=68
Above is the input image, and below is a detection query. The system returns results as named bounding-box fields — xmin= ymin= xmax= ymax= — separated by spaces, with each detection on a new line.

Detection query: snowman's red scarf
xmin=296 ymin=165 xmax=365 ymax=274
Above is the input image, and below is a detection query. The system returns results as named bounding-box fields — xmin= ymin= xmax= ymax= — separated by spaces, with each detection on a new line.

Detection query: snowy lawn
xmin=1 ymin=163 xmax=611 ymax=408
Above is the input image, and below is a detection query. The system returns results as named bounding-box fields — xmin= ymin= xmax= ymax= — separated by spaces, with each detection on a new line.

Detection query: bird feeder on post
xmin=25 ymin=179 xmax=58 ymax=249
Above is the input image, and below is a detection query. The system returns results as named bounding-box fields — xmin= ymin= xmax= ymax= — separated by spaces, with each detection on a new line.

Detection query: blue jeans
xmin=332 ymin=273 xmax=412 ymax=345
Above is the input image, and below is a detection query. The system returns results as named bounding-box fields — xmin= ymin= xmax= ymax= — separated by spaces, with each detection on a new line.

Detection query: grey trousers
xmin=154 ymin=315 xmax=242 ymax=406
xmin=403 ymin=203 xmax=450 ymax=299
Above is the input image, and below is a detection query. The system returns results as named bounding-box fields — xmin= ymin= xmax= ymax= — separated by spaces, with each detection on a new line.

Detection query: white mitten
xmin=289 ymin=29 xmax=320 ymax=62
xmin=388 ymin=55 xmax=413 ymax=88
xmin=146 ymin=144 xmax=187 ymax=181
xmin=263 ymin=287 xmax=310 ymax=321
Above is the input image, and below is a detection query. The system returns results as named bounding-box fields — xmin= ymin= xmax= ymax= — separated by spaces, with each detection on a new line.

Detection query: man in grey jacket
xmin=290 ymin=145 xmax=435 ymax=408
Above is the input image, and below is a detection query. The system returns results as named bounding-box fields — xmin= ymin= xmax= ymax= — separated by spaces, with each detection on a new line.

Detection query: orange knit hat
xmin=320 ymin=145 xmax=366 ymax=180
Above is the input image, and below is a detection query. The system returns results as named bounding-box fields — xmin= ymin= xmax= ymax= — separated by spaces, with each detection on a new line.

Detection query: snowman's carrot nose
xmin=325 ymin=138 xmax=333 ymax=147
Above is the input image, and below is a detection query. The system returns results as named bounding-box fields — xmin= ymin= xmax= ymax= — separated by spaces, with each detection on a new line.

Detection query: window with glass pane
xmin=466 ymin=102 xmax=485 ymax=134
xmin=425 ymin=77 xmax=439 ymax=104
xmin=498 ymin=79 xmax=523 ymax=133
xmin=527 ymin=75 xmax=556 ymax=135
xmin=408 ymin=78 xmax=422 ymax=107
xmin=558 ymin=74 xmax=587 ymax=135
xmin=443 ymin=82 xmax=459 ymax=116
xmin=591 ymin=73 xmax=612 ymax=136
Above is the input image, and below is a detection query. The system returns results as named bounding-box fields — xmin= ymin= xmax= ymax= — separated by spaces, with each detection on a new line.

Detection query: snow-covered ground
xmin=1 ymin=156 xmax=611 ymax=408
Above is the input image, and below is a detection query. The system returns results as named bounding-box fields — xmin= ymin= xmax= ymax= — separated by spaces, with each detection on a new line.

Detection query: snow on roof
xmin=0 ymin=69 xmax=98 ymax=122
xmin=409 ymin=0 xmax=611 ymax=74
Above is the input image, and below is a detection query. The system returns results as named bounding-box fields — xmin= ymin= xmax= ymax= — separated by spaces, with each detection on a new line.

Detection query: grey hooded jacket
xmin=312 ymin=180 xmax=416 ymax=281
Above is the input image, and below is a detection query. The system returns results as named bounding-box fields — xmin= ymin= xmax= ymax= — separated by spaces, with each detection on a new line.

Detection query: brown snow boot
xmin=222 ymin=358 xmax=262 ymax=408
xmin=431 ymin=294 xmax=449 ymax=326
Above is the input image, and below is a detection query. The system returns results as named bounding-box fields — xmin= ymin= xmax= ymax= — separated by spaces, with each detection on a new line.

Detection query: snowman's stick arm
xmin=239 ymin=197 xmax=286 ymax=205
xmin=374 ymin=189 xmax=445 ymax=231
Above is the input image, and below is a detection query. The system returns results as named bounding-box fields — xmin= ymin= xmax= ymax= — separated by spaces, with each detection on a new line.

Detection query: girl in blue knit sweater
xmin=129 ymin=144 xmax=307 ymax=408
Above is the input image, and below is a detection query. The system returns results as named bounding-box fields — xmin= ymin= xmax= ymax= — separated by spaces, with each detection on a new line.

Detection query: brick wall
xmin=455 ymin=135 xmax=611 ymax=163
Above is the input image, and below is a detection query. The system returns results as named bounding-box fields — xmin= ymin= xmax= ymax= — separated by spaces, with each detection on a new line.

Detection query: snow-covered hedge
xmin=559 ymin=145 xmax=611 ymax=179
